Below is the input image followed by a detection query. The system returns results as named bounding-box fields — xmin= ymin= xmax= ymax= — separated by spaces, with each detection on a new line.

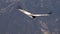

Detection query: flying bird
xmin=18 ymin=7 xmax=52 ymax=18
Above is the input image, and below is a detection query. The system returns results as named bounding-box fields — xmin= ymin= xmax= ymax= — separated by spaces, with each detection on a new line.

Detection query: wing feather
xmin=32 ymin=14 xmax=49 ymax=16
xmin=19 ymin=9 xmax=32 ymax=15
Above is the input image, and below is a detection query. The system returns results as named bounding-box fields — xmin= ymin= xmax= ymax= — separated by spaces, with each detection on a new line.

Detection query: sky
xmin=0 ymin=0 xmax=60 ymax=34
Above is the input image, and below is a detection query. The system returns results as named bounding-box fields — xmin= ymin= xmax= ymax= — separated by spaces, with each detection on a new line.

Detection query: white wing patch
xmin=32 ymin=14 xmax=49 ymax=16
xmin=19 ymin=9 xmax=31 ymax=15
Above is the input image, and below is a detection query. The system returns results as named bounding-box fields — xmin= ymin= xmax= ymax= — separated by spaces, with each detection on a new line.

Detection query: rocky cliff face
xmin=0 ymin=0 xmax=60 ymax=34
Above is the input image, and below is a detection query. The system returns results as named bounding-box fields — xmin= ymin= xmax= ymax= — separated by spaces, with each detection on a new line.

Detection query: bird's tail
xmin=28 ymin=15 xmax=36 ymax=19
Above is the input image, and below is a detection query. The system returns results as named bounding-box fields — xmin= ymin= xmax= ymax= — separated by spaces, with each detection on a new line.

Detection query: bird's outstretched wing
xmin=32 ymin=14 xmax=50 ymax=16
xmin=18 ymin=9 xmax=32 ymax=16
